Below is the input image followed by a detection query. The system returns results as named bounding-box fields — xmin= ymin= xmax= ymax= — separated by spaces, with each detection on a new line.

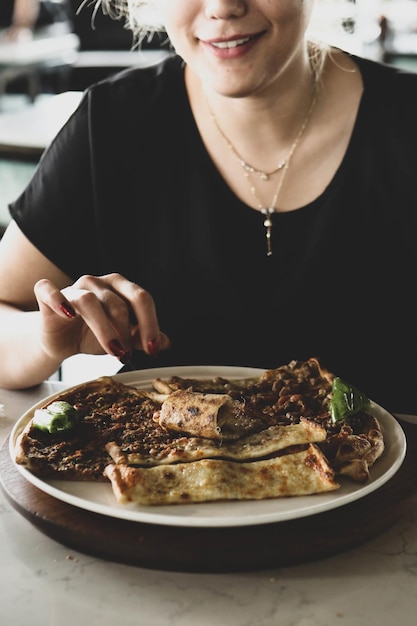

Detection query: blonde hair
xmin=78 ymin=1 xmax=162 ymax=45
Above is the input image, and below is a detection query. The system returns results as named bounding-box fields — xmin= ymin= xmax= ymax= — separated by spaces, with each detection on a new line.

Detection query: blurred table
xmin=0 ymin=31 xmax=80 ymax=103
xmin=0 ymin=90 xmax=82 ymax=158
xmin=0 ymin=90 xmax=82 ymax=231
xmin=70 ymin=47 xmax=171 ymax=91
xmin=0 ymin=47 xmax=171 ymax=158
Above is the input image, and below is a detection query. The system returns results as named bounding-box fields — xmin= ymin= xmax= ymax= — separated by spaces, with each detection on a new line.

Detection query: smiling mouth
xmin=210 ymin=37 xmax=252 ymax=49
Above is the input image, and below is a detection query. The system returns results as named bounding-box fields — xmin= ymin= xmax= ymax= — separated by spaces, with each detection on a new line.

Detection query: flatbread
xmin=106 ymin=418 xmax=328 ymax=466
xmin=155 ymin=389 xmax=272 ymax=439
xmin=13 ymin=358 xmax=385 ymax=506
xmin=104 ymin=444 xmax=339 ymax=505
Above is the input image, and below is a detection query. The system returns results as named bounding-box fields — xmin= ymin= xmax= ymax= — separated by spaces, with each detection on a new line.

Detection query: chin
xmin=204 ymin=74 xmax=260 ymax=98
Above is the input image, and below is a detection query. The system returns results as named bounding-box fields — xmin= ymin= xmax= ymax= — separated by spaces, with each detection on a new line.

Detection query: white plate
xmin=9 ymin=366 xmax=407 ymax=528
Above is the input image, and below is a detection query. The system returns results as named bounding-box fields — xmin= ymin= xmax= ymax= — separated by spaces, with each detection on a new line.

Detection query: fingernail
xmin=147 ymin=338 xmax=159 ymax=357
xmin=60 ymin=302 xmax=76 ymax=318
xmin=119 ymin=351 xmax=132 ymax=365
xmin=109 ymin=339 xmax=131 ymax=364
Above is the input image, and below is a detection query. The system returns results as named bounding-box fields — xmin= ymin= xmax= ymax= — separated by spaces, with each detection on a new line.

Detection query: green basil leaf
xmin=330 ymin=377 xmax=371 ymax=424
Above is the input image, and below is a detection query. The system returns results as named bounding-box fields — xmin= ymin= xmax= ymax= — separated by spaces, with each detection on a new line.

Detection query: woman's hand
xmin=34 ymin=273 xmax=171 ymax=365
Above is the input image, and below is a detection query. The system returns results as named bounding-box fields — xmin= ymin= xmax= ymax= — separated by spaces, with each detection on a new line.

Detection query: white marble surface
xmin=1 ymin=382 xmax=417 ymax=626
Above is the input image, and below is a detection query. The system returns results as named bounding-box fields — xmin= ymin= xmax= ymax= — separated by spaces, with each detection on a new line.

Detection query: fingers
xmin=34 ymin=275 xmax=170 ymax=363
xmin=72 ymin=273 xmax=166 ymax=355
xmin=105 ymin=273 xmax=166 ymax=355
xmin=34 ymin=278 xmax=108 ymax=359
xmin=34 ymin=278 xmax=75 ymax=320
xmin=61 ymin=283 xmax=133 ymax=362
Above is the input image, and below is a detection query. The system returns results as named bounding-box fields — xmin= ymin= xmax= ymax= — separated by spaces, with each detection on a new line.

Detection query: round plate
xmin=9 ymin=366 xmax=407 ymax=528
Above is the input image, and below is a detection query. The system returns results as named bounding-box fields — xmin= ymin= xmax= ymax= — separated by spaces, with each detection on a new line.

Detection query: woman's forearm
xmin=0 ymin=306 xmax=63 ymax=389
xmin=12 ymin=0 xmax=40 ymax=29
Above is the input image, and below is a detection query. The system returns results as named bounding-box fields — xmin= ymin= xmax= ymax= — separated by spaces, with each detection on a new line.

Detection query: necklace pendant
xmin=261 ymin=207 xmax=274 ymax=256
xmin=207 ymin=79 xmax=318 ymax=260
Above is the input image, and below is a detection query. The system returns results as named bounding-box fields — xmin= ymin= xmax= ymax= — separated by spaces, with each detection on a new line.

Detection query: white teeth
xmin=212 ymin=37 xmax=250 ymax=49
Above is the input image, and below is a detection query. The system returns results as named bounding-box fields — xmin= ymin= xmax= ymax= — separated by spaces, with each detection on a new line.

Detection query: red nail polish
xmin=60 ymin=302 xmax=76 ymax=318
xmin=119 ymin=350 xmax=132 ymax=365
xmin=109 ymin=339 xmax=125 ymax=357
xmin=147 ymin=339 xmax=159 ymax=357
xmin=109 ymin=340 xmax=131 ymax=364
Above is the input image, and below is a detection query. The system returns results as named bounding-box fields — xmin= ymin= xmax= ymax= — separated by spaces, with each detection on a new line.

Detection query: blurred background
xmin=2 ymin=0 xmax=417 ymax=212
xmin=1 ymin=0 xmax=416 ymax=381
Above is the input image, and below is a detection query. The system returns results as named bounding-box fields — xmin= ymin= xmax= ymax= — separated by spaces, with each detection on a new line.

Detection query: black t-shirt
xmin=9 ymin=54 xmax=417 ymax=415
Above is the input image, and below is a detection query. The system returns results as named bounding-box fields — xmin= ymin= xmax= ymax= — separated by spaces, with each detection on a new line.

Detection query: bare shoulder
xmin=321 ymin=49 xmax=363 ymax=112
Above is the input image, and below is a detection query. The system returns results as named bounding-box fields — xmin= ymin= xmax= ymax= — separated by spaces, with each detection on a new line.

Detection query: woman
xmin=0 ymin=0 xmax=71 ymax=42
xmin=0 ymin=0 xmax=40 ymax=41
xmin=0 ymin=1 xmax=415 ymax=416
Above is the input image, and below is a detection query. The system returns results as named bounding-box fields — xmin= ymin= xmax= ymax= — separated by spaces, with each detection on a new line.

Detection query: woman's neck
xmin=185 ymin=48 xmax=363 ymax=215
xmin=185 ymin=46 xmax=322 ymax=164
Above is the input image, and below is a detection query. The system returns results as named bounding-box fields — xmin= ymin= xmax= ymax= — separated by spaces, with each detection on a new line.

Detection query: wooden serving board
xmin=1 ymin=421 xmax=417 ymax=573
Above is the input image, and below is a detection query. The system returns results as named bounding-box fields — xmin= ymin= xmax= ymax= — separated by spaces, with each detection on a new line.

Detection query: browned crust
xmin=13 ymin=361 xmax=386 ymax=507
xmin=106 ymin=419 xmax=327 ymax=467
xmin=332 ymin=415 xmax=385 ymax=482
xmin=104 ymin=444 xmax=340 ymax=506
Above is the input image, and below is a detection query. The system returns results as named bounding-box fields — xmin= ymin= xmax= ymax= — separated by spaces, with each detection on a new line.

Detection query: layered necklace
xmin=207 ymin=72 xmax=319 ymax=257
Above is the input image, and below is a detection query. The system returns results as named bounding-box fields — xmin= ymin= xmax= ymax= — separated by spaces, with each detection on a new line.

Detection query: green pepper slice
xmin=32 ymin=401 xmax=80 ymax=434
xmin=330 ymin=377 xmax=371 ymax=424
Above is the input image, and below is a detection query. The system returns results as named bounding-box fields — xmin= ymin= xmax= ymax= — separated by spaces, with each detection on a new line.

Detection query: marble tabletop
xmin=1 ymin=382 xmax=417 ymax=626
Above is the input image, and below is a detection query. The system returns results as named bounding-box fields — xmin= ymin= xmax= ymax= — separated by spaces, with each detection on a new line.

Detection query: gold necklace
xmin=208 ymin=115 xmax=287 ymax=181
xmin=207 ymin=82 xmax=318 ymax=256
